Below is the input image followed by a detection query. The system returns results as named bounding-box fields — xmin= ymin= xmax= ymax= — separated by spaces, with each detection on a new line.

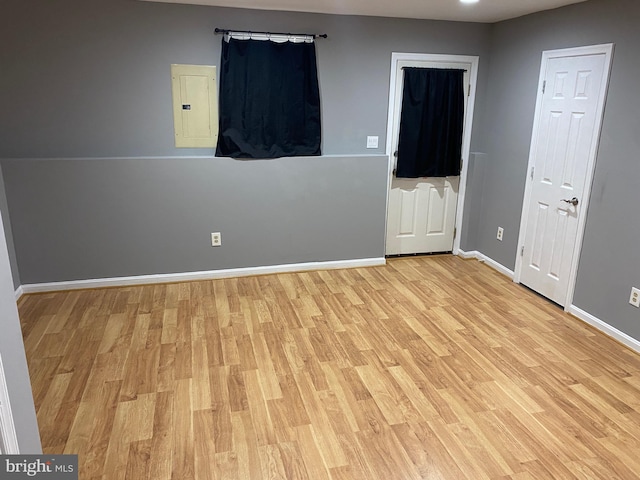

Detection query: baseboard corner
xmin=456 ymin=250 xmax=514 ymax=279
xmin=456 ymin=249 xmax=480 ymax=260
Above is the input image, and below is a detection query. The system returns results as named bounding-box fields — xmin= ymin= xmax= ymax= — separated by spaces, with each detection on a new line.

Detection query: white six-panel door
xmin=386 ymin=58 xmax=472 ymax=256
xmin=517 ymin=45 xmax=613 ymax=306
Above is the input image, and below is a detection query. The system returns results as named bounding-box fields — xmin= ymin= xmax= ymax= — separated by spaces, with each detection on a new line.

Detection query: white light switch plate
xmin=367 ymin=136 xmax=379 ymax=149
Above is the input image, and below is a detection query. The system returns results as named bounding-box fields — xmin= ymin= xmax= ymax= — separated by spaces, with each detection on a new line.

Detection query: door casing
xmin=0 ymin=354 xmax=19 ymax=454
xmin=514 ymin=44 xmax=614 ymax=310
xmin=384 ymin=53 xmax=479 ymax=255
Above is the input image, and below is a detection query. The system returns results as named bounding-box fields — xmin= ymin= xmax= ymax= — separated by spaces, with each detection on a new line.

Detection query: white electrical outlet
xmin=497 ymin=227 xmax=504 ymax=241
xmin=366 ymin=136 xmax=379 ymax=149
xmin=211 ymin=232 xmax=221 ymax=247
xmin=630 ymin=287 xmax=640 ymax=308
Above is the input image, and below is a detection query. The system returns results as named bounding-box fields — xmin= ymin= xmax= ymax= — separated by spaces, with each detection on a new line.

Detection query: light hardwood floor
xmin=19 ymin=255 xmax=640 ymax=479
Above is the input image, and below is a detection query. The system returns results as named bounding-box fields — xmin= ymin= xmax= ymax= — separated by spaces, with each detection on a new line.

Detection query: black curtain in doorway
xmin=396 ymin=68 xmax=465 ymax=178
xmin=216 ymin=38 xmax=321 ymax=159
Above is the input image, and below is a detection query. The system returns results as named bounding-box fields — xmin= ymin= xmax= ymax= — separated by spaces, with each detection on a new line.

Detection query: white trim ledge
xmin=567 ymin=305 xmax=640 ymax=354
xmin=3 ymin=154 xmax=389 ymax=162
xmin=457 ymin=250 xmax=514 ymax=279
xmin=19 ymin=258 xmax=386 ymax=294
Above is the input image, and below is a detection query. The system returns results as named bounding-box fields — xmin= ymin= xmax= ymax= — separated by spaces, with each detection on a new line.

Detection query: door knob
xmin=562 ymin=197 xmax=579 ymax=206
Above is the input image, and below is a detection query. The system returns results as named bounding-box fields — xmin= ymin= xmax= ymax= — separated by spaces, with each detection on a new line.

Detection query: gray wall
xmin=3 ymin=155 xmax=388 ymax=283
xmin=0 ymin=0 xmax=490 ymax=158
xmin=0 ymin=0 xmax=491 ymax=284
xmin=459 ymin=152 xmax=488 ymax=250
xmin=0 ymin=166 xmax=20 ymax=289
xmin=477 ymin=0 xmax=640 ymax=339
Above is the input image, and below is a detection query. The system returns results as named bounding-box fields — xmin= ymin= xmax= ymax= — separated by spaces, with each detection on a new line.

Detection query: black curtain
xmin=216 ymin=38 xmax=321 ymax=159
xmin=396 ymin=68 xmax=465 ymax=178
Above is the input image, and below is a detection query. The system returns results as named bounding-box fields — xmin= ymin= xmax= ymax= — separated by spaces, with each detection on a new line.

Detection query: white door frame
xmin=514 ymin=43 xmax=614 ymax=310
xmin=384 ymin=52 xmax=479 ymax=255
xmin=0 ymin=354 xmax=19 ymax=454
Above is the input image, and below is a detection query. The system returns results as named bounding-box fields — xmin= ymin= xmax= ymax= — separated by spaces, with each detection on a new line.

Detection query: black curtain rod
xmin=215 ymin=28 xmax=327 ymax=39
xmin=402 ymin=66 xmax=467 ymax=72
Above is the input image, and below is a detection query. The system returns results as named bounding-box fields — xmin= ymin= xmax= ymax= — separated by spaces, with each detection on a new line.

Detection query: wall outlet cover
xmin=211 ymin=232 xmax=221 ymax=247
xmin=366 ymin=136 xmax=379 ymax=149
xmin=630 ymin=287 xmax=640 ymax=308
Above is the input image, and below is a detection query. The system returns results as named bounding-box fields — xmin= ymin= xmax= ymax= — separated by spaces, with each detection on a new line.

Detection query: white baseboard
xmin=19 ymin=257 xmax=386 ymax=294
xmin=456 ymin=250 xmax=514 ymax=279
xmin=14 ymin=285 xmax=24 ymax=301
xmin=456 ymin=249 xmax=480 ymax=260
xmin=568 ymin=305 xmax=640 ymax=354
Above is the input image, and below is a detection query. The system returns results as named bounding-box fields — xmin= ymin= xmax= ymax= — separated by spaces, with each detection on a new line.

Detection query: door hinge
xmin=468 ymin=84 xmax=471 ymax=97
xmin=453 ymin=227 xmax=457 ymax=240
xmin=530 ymin=166 xmax=535 ymax=180
xmin=542 ymin=81 xmax=546 ymax=94
xmin=521 ymin=246 xmax=525 ymax=257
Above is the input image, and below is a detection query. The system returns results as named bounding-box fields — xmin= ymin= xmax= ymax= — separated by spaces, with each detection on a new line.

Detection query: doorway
xmin=515 ymin=44 xmax=614 ymax=308
xmin=385 ymin=53 xmax=479 ymax=256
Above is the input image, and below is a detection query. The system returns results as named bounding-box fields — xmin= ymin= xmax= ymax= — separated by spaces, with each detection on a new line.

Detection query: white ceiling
xmin=141 ymin=0 xmax=588 ymax=23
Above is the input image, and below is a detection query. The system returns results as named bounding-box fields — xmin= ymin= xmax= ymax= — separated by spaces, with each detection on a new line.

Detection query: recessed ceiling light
xmin=460 ymin=0 xmax=480 ymax=4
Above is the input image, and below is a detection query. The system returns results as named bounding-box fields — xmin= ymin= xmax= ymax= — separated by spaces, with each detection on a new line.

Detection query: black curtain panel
xmin=396 ymin=68 xmax=465 ymax=178
xmin=216 ymin=38 xmax=321 ymax=159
